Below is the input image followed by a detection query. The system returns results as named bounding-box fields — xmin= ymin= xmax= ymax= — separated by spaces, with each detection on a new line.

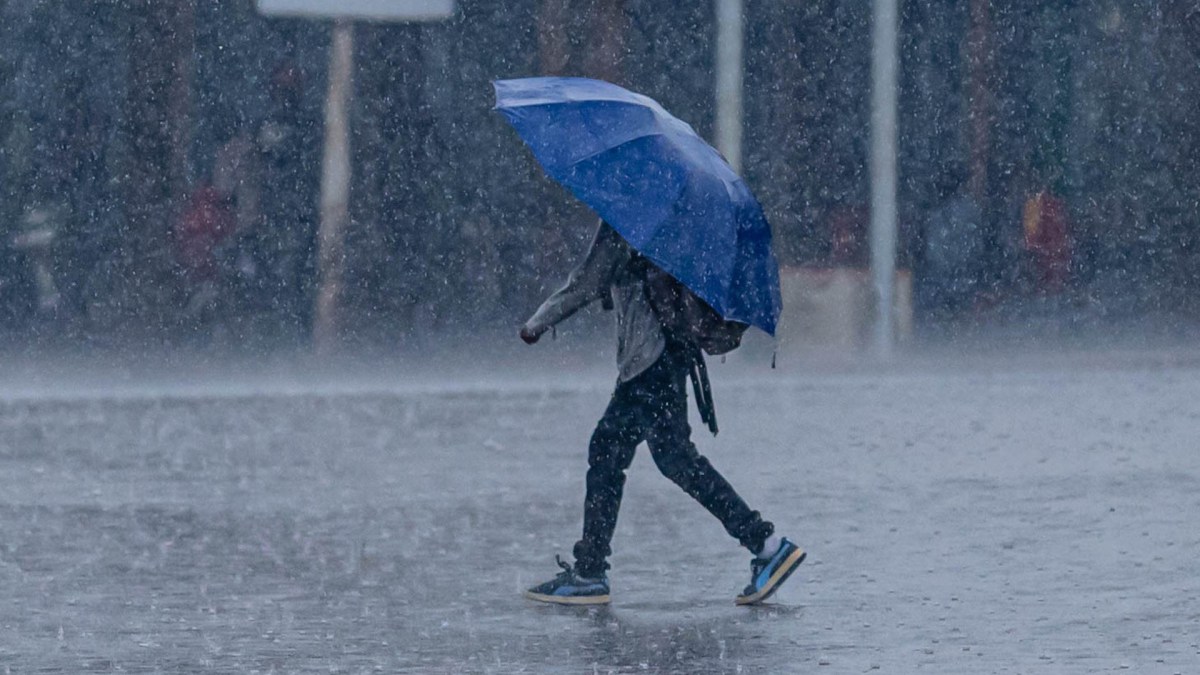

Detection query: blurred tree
xmin=118 ymin=0 xmax=195 ymax=330
xmin=582 ymin=0 xmax=629 ymax=85
xmin=537 ymin=0 xmax=570 ymax=75
xmin=745 ymin=0 xmax=816 ymax=266
xmin=528 ymin=0 xmax=632 ymax=309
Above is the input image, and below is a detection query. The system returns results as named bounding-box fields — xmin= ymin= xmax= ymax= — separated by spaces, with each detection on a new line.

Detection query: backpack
xmin=634 ymin=256 xmax=749 ymax=356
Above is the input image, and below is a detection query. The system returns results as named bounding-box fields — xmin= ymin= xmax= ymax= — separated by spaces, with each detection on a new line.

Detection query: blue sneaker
xmin=735 ymin=537 xmax=806 ymax=605
xmin=524 ymin=556 xmax=611 ymax=605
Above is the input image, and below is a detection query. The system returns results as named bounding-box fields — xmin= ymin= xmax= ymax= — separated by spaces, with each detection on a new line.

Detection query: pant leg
xmin=645 ymin=348 xmax=774 ymax=553
xmin=573 ymin=381 xmax=646 ymax=577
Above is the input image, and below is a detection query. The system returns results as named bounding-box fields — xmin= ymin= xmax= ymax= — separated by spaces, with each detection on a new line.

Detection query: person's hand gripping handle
xmin=519 ymin=325 xmax=542 ymax=345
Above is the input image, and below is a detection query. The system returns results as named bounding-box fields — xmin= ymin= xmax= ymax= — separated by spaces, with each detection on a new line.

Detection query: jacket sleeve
xmin=523 ymin=221 xmax=626 ymax=336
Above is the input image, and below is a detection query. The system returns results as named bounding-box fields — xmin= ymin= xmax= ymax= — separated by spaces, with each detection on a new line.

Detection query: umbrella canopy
xmin=493 ymin=77 xmax=782 ymax=336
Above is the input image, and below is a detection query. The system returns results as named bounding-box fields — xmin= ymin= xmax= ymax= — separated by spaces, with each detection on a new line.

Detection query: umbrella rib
xmin=556 ymin=130 xmax=672 ymax=167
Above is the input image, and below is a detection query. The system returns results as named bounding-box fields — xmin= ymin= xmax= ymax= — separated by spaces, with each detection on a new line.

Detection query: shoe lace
xmin=554 ymin=554 xmax=574 ymax=579
xmin=750 ymin=557 xmax=768 ymax=579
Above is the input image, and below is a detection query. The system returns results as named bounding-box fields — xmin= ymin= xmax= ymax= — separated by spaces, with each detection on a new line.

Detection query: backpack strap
xmin=684 ymin=344 xmax=719 ymax=436
xmin=632 ymin=258 xmax=719 ymax=434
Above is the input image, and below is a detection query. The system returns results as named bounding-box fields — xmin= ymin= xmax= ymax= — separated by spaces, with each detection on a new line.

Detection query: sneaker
xmin=524 ymin=555 xmax=611 ymax=605
xmin=735 ymin=537 xmax=805 ymax=605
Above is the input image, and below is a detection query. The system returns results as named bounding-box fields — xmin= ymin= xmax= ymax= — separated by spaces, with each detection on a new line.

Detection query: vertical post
xmin=715 ymin=0 xmax=744 ymax=173
xmin=314 ymin=19 xmax=354 ymax=353
xmin=870 ymin=0 xmax=899 ymax=359
xmin=967 ymin=0 xmax=991 ymax=202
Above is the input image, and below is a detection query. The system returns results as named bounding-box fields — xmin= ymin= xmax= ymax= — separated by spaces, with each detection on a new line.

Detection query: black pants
xmin=573 ymin=343 xmax=773 ymax=577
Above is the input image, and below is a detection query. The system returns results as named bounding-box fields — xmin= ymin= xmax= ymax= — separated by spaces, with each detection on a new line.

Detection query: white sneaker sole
xmin=524 ymin=590 xmax=611 ymax=605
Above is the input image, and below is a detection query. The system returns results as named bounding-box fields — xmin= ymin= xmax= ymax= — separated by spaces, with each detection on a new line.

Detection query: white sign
xmin=257 ymin=0 xmax=454 ymax=21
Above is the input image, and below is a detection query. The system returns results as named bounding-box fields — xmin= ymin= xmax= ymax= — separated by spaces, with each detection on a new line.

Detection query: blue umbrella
xmin=493 ymin=76 xmax=782 ymax=336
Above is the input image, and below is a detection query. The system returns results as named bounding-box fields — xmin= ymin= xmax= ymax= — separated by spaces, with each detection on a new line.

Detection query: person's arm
xmin=521 ymin=221 xmax=625 ymax=343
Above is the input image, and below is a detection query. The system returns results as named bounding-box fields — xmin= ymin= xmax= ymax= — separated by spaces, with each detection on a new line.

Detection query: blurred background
xmin=3 ymin=6 xmax=1200 ymax=671
xmin=2 ymin=0 xmax=1199 ymax=359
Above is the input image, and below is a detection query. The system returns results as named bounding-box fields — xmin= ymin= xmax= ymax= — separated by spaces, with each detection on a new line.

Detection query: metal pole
xmin=870 ymin=0 xmax=899 ymax=359
xmin=715 ymin=0 xmax=743 ymax=173
xmin=314 ymin=19 xmax=354 ymax=353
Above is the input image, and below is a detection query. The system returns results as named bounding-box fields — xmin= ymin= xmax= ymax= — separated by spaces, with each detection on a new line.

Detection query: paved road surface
xmin=1 ymin=352 xmax=1198 ymax=673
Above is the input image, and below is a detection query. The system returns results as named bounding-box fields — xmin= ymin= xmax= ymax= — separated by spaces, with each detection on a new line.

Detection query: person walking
xmin=519 ymin=219 xmax=805 ymax=606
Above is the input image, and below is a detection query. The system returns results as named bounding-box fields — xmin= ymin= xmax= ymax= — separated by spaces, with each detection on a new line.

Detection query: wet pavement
xmin=2 ymin=353 xmax=1199 ymax=673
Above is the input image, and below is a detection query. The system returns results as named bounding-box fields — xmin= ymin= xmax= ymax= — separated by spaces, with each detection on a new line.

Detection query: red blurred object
xmin=1022 ymin=191 xmax=1072 ymax=293
xmin=174 ymin=184 xmax=235 ymax=281
xmin=828 ymin=203 xmax=869 ymax=267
